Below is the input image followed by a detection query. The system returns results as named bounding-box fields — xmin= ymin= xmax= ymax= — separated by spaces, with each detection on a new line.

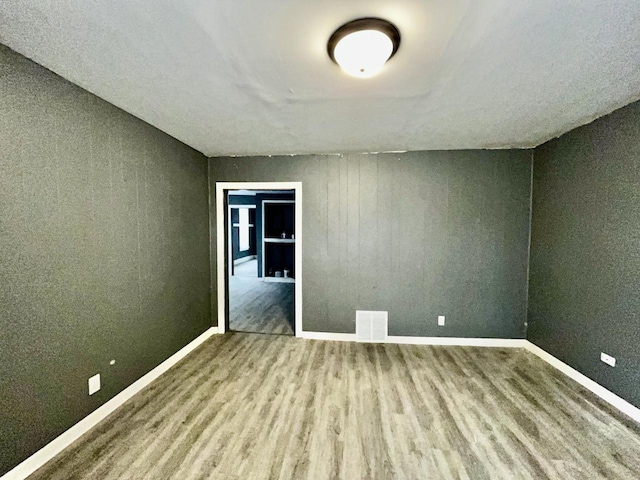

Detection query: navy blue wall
xmin=230 ymin=205 xmax=257 ymax=261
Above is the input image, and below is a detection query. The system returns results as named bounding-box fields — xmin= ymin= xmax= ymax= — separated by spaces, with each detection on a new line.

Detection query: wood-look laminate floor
xmin=229 ymin=276 xmax=294 ymax=335
xmin=30 ymin=333 xmax=640 ymax=480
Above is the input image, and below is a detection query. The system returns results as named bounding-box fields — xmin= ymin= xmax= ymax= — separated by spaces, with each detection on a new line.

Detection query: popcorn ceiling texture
xmin=1 ymin=1 xmax=640 ymax=157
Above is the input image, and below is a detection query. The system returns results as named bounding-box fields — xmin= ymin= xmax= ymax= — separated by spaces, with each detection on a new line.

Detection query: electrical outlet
xmin=600 ymin=352 xmax=616 ymax=367
xmin=88 ymin=374 xmax=101 ymax=395
xmin=438 ymin=315 xmax=445 ymax=326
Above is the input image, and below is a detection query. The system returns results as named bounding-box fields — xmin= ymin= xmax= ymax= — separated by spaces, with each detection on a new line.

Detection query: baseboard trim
xmin=1 ymin=327 xmax=218 ymax=480
xmin=300 ymin=331 xmax=526 ymax=348
xmin=524 ymin=341 xmax=640 ymax=424
xmin=390 ymin=336 xmax=527 ymax=347
xmin=233 ymin=255 xmax=256 ymax=266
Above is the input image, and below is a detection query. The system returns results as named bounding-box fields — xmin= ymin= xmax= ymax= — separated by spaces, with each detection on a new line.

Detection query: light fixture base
xmin=327 ymin=17 xmax=401 ymax=66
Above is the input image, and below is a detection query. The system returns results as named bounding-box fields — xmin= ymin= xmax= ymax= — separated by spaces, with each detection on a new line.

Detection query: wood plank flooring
xmin=229 ymin=276 xmax=294 ymax=335
xmin=30 ymin=333 xmax=640 ymax=479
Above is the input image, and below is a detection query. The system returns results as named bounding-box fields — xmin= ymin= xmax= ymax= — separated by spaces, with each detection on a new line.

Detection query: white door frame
xmin=216 ymin=182 xmax=302 ymax=337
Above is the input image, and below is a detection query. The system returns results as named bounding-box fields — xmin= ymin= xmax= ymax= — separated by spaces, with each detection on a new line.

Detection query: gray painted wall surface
xmin=209 ymin=151 xmax=532 ymax=337
xmin=528 ymin=101 xmax=640 ymax=408
xmin=0 ymin=45 xmax=211 ymax=475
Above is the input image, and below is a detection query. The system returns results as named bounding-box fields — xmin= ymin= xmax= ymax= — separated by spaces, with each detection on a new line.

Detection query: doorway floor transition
xmin=229 ymin=276 xmax=294 ymax=335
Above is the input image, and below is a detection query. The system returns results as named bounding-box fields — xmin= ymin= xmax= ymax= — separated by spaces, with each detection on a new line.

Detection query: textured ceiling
xmin=1 ymin=1 xmax=640 ymax=157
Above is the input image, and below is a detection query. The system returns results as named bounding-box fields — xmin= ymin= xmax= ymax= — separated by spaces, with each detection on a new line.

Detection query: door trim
xmin=216 ymin=182 xmax=302 ymax=337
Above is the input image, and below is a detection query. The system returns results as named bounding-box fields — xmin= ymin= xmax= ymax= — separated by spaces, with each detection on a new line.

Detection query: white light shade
xmin=333 ymin=30 xmax=394 ymax=78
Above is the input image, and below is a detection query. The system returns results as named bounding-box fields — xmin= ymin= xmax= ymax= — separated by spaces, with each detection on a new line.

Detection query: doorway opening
xmin=216 ymin=182 xmax=302 ymax=337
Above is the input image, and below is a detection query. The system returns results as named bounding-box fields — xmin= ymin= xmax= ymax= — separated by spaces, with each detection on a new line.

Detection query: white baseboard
xmin=524 ymin=341 xmax=640 ymax=424
xmin=390 ymin=336 xmax=527 ymax=347
xmin=300 ymin=331 xmax=526 ymax=348
xmin=233 ymin=255 xmax=256 ymax=266
xmin=1 ymin=327 xmax=219 ymax=480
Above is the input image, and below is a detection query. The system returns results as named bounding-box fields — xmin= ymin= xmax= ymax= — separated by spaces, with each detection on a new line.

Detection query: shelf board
xmin=263 ymin=277 xmax=295 ymax=283
xmin=264 ymin=238 xmax=295 ymax=243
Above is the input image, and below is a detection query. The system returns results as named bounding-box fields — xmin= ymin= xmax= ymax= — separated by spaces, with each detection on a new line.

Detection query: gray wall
xmin=528 ymin=100 xmax=640 ymax=408
xmin=0 ymin=44 xmax=211 ymax=475
xmin=209 ymin=150 xmax=532 ymax=337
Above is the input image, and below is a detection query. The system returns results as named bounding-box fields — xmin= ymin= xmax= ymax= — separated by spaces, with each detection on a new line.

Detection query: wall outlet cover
xmin=600 ymin=352 xmax=616 ymax=367
xmin=438 ymin=315 xmax=445 ymax=326
xmin=88 ymin=373 xmax=101 ymax=395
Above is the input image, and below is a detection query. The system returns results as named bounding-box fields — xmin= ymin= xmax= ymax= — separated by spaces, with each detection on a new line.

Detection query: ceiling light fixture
xmin=328 ymin=18 xmax=401 ymax=78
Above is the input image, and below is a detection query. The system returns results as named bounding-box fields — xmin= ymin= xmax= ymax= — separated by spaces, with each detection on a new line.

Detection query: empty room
xmin=1 ymin=1 xmax=639 ymax=479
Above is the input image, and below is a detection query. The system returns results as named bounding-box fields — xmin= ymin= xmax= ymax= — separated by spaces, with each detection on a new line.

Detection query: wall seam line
xmin=524 ymin=149 xmax=535 ymax=339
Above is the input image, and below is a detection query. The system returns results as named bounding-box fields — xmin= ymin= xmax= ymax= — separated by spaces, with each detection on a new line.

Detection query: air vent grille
xmin=356 ymin=310 xmax=388 ymax=343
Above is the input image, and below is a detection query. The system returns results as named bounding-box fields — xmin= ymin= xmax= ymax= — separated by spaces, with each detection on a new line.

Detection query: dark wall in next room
xmin=0 ymin=44 xmax=211 ymax=475
xmin=230 ymin=206 xmax=257 ymax=261
xmin=209 ymin=151 xmax=533 ymax=337
xmin=255 ymin=193 xmax=295 ymax=278
xmin=227 ymin=193 xmax=294 ymax=276
xmin=528 ymin=100 xmax=640 ymax=408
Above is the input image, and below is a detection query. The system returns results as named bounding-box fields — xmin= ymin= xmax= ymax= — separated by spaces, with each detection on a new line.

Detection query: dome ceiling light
xmin=327 ymin=18 xmax=401 ymax=78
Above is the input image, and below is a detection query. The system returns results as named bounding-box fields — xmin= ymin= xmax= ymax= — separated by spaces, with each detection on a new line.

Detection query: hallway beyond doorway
xmin=229 ymin=276 xmax=294 ymax=335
